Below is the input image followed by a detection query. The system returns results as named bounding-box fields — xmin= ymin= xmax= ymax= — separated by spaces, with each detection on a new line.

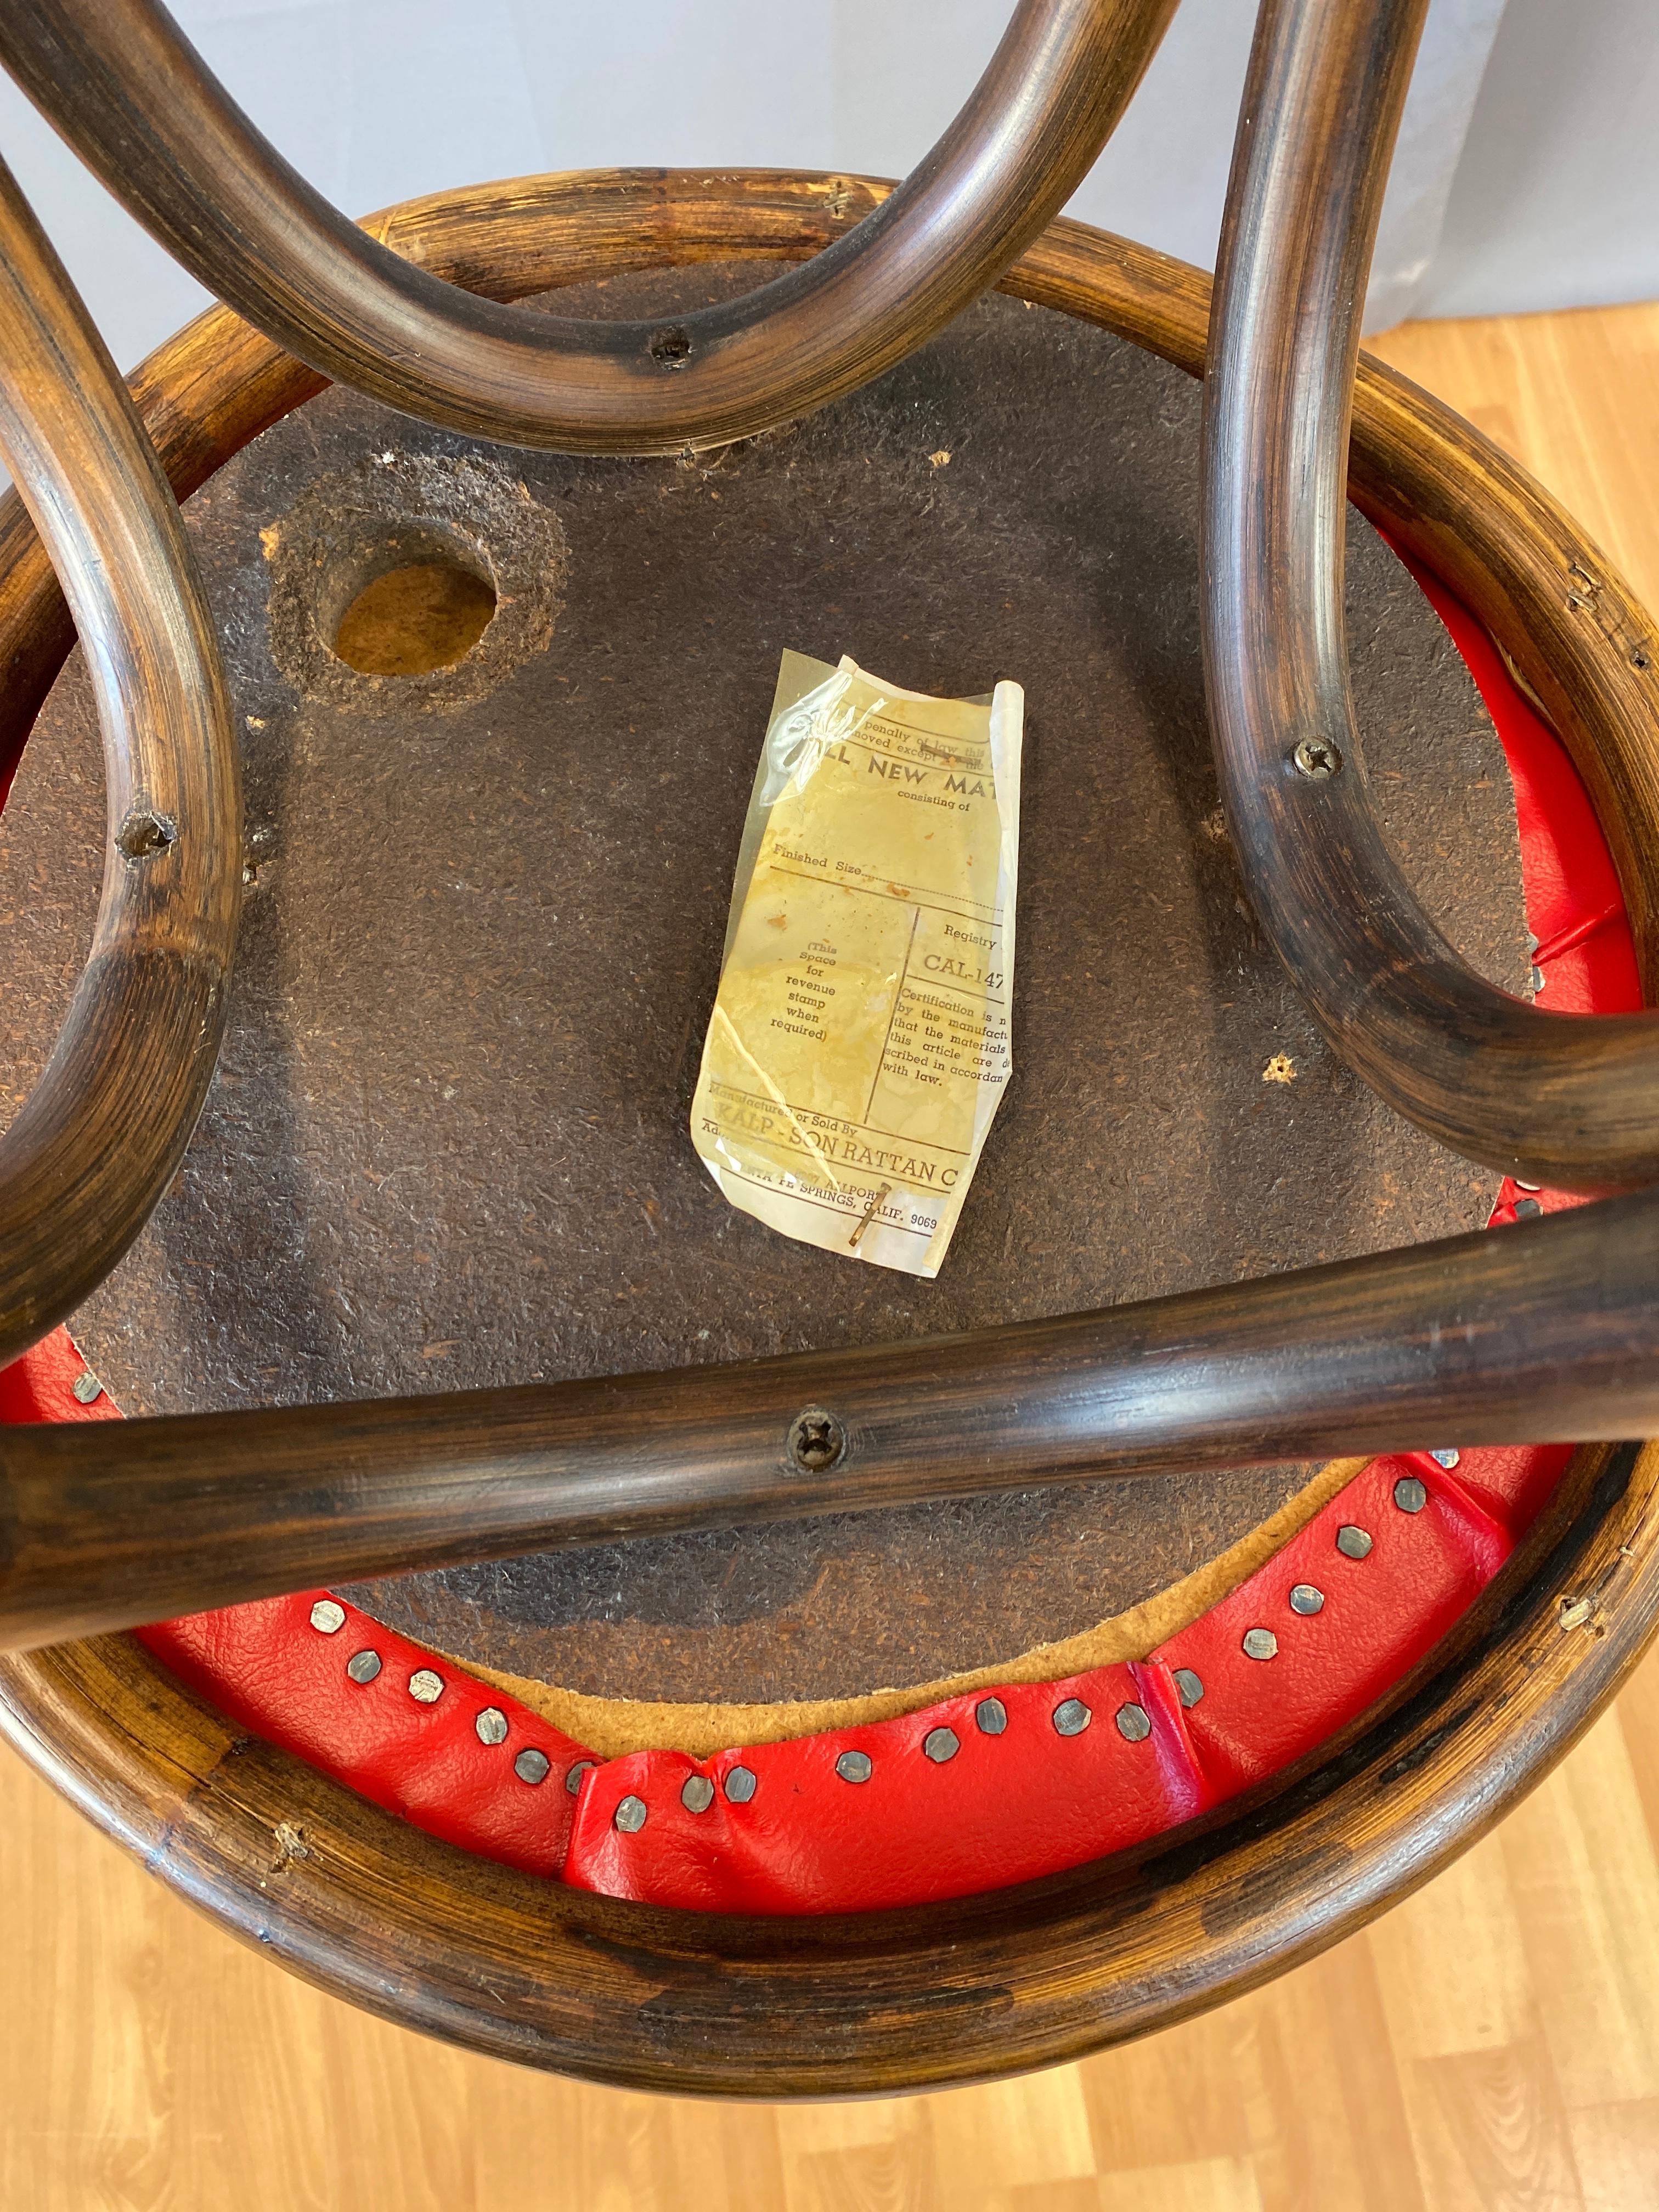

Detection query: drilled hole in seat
xmin=332 ymin=559 xmax=498 ymax=676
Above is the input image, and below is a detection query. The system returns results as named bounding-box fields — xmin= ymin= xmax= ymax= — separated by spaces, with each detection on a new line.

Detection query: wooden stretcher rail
xmin=1203 ymin=0 xmax=1659 ymax=1190
xmin=3 ymin=1190 xmax=1658 ymax=1650
xmin=0 ymin=0 xmax=1178 ymax=454
xmin=0 ymin=156 xmax=240 ymax=1372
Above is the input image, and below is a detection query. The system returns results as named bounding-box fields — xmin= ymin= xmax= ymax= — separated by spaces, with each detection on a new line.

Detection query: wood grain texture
xmin=3 ymin=1430 xmax=1652 ymax=2095
xmin=4 ymin=276 xmax=1653 ymax=2212
xmin=8 ymin=1192 xmax=1659 ymax=1651
xmin=4 ymin=164 xmax=1656 ymax=962
xmin=4 ymin=1639 xmax=1659 ymax=2207
xmin=1373 ymin=301 xmax=1659 ymax=620
xmin=0 ymin=154 xmax=240 ymax=1369
xmin=1203 ymin=0 xmax=1659 ymax=1191
xmin=0 ymin=0 xmax=1180 ymax=452
xmin=2 ymin=172 xmax=1658 ymax=2094
xmin=4 ymin=173 xmax=1658 ymax=1644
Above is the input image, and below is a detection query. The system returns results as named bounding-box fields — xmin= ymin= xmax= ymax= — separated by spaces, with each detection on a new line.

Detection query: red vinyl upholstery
xmin=2 ymin=550 xmax=1637 ymax=1914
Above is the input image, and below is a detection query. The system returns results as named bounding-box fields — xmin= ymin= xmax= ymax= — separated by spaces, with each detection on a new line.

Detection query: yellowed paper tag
xmin=690 ymin=650 xmax=1023 ymax=1277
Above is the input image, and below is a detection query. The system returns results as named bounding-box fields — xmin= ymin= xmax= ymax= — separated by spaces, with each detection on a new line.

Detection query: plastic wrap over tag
xmin=690 ymin=650 xmax=1023 ymax=1277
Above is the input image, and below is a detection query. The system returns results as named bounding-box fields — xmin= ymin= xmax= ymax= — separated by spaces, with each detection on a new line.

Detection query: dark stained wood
xmin=2 ymin=167 xmax=1654 ymax=925
xmin=4 ymin=171 xmax=1657 ymax=960
xmin=0 ymin=0 xmax=1178 ymax=453
xmin=0 ymin=155 xmax=240 ymax=1369
xmin=2 ymin=174 xmax=1658 ymax=2086
xmin=0 ymin=184 xmax=1653 ymax=1592
xmin=5 ymin=1188 xmax=1659 ymax=1652
xmin=12 ymin=267 xmax=1526 ymax=1707
xmin=1 ymin=1436 xmax=1654 ymax=2097
xmin=1201 ymin=0 xmax=1659 ymax=1190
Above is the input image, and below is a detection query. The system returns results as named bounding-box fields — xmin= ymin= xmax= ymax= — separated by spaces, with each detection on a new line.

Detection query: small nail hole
xmin=117 ymin=809 xmax=178 ymax=860
xmin=650 ymin=325 xmax=693 ymax=369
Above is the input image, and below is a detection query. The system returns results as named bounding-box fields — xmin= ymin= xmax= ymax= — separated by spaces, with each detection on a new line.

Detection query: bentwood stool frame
xmin=0 ymin=0 xmax=1656 ymax=2093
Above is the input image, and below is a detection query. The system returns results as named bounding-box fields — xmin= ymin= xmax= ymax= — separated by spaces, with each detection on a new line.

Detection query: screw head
xmin=308 ymin=1599 xmax=346 ymax=1635
xmin=346 ymin=1649 xmax=382 ymax=1684
xmin=1115 ymin=1702 xmax=1152 ymax=1742
xmin=681 ymin=1774 xmax=716 ymax=1814
xmin=408 ymin=1668 xmax=444 ymax=1704
xmin=1243 ymin=1627 xmax=1279 ymax=1661
xmin=975 ymin=1697 xmax=1008 ymax=1735
xmin=565 ymin=1759 xmax=596 ymax=1795
xmin=514 ymin=1748 xmax=550 ymax=1786
xmin=475 ymin=1706 xmax=508 ymax=1746
xmin=1289 ymin=1584 xmax=1325 ymax=1616
xmin=614 ymin=1794 xmax=648 ymax=1833
xmin=787 ymin=1406 xmax=846 ymax=1473
xmin=1394 ymin=1475 xmax=1429 ymax=1514
xmin=922 ymin=1726 xmax=960 ymax=1764
xmin=1336 ymin=1524 xmax=1373 ymax=1559
xmin=836 ymin=1749 xmax=873 ymax=1784
xmin=1292 ymin=737 xmax=1343 ymax=780
xmin=71 ymin=1369 xmax=104 ymax=1404
xmin=1172 ymin=1667 xmax=1205 ymax=1707
xmin=1514 ymin=1195 xmax=1543 ymax=1218
xmin=1052 ymin=1697 xmax=1092 ymax=1736
xmin=1430 ymin=1448 xmax=1461 ymax=1469
xmin=724 ymin=1764 xmax=758 ymax=1803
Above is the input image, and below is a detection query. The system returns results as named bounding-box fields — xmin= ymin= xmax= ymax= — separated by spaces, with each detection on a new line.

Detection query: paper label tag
xmin=690 ymin=650 xmax=1023 ymax=1277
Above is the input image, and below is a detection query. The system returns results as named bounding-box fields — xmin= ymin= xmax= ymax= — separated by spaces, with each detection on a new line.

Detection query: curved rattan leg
xmin=1202 ymin=0 xmax=1659 ymax=1189
xmin=0 ymin=155 xmax=240 ymax=1370
xmin=0 ymin=0 xmax=1178 ymax=453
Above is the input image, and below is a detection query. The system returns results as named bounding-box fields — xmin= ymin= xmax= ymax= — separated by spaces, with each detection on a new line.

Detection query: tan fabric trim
xmin=438 ymin=1458 xmax=1370 ymax=1761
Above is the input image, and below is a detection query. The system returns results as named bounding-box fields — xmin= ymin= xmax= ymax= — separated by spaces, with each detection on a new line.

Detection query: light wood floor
xmin=5 ymin=300 xmax=1659 ymax=2212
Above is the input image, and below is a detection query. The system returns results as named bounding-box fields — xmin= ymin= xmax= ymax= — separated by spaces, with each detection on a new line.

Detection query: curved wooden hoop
xmin=1 ymin=175 xmax=1657 ymax=2093
xmin=1204 ymin=0 xmax=1659 ymax=1192
xmin=2 ymin=1447 xmax=1653 ymax=2095
xmin=0 ymin=0 xmax=1178 ymax=454
xmin=0 ymin=155 xmax=240 ymax=1370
